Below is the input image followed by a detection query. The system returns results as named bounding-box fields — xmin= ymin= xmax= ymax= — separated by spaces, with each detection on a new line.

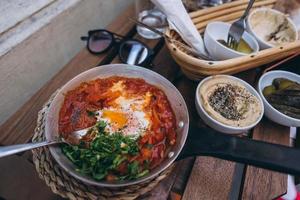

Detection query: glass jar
xmin=135 ymin=0 xmax=167 ymax=39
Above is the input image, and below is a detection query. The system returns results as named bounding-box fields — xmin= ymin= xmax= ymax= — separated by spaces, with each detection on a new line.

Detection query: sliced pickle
xmin=273 ymin=78 xmax=294 ymax=90
xmin=279 ymin=80 xmax=295 ymax=90
xmin=263 ymin=85 xmax=276 ymax=96
xmin=264 ymin=77 xmax=300 ymax=119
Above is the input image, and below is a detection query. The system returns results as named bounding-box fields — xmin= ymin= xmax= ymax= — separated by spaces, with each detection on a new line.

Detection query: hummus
xmin=200 ymin=76 xmax=262 ymax=127
xmin=249 ymin=9 xmax=297 ymax=46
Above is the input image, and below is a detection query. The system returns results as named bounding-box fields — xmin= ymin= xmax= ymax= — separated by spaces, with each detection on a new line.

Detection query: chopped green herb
xmin=128 ymin=161 xmax=139 ymax=175
xmin=95 ymin=120 xmax=107 ymax=133
xmin=136 ymin=170 xmax=149 ymax=178
xmin=61 ymin=120 xmax=147 ymax=181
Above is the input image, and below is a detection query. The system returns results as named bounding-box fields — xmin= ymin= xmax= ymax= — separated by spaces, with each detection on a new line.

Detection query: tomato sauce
xmin=59 ymin=76 xmax=177 ymax=169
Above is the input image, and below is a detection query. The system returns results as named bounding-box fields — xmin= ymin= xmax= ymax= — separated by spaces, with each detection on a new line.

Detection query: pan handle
xmin=177 ymin=125 xmax=300 ymax=176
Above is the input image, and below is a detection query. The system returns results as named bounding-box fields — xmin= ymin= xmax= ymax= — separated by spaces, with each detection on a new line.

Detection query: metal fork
xmin=227 ymin=0 xmax=255 ymax=49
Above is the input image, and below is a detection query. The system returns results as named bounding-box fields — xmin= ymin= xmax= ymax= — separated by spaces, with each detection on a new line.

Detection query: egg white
xmin=95 ymin=81 xmax=151 ymax=138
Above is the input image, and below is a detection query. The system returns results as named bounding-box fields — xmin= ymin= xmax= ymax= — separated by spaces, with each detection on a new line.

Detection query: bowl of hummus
xmin=247 ymin=8 xmax=298 ymax=49
xmin=195 ymin=75 xmax=264 ymax=134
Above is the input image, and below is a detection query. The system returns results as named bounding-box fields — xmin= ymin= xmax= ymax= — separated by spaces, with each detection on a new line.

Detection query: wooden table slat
xmin=0 ymin=155 xmax=63 ymax=200
xmin=242 ymin=119 xmax=290 ymax=200
xmin=182 ymin=157 xmax=236 ymax=200
xmin=170 ymin=158 xmax=195 ymax=194
xmin=140 ymin=164 xmax=181 ymax=200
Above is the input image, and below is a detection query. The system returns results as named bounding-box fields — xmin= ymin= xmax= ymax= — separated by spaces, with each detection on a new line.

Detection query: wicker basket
xmin=165 ymin=0 xmax=300 ymax=80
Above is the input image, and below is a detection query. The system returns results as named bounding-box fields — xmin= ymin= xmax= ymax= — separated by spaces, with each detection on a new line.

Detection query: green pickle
xmin=278 ymin=80 xmax=294 ymax=90
xmin=263 ymin=85 xmax=276 ymax=96
xmin=263 ymin=77 xmax=300 ymax=119
xmin=272 ymin=78 xmax=294 ymax=90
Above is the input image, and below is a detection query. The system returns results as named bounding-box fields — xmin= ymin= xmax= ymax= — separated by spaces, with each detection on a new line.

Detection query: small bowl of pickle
xmin=204 ymin=21 xmax=259 ymax=60
xmin=258 ymin=70 xmax=300 ymax=127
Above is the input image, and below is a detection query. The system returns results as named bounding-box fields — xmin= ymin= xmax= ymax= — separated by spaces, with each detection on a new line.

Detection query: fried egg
xmin=95 ymin=81 xmax=151 ymax=138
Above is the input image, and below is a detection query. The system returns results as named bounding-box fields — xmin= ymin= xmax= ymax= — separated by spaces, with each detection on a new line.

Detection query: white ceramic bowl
xmin=195 ymin=75 xmax=264 ymax=134
xmin=204 ymin=21 xmax=259 ymax=61
xmin=258 ymin=70 xmax=300 ymax=127
xmin=247 ymin=8 xmax=298 ymax=49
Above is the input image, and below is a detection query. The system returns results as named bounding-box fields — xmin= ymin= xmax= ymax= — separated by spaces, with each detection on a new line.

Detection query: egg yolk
xmin=102 ymin=110 xmax=127 ymax=129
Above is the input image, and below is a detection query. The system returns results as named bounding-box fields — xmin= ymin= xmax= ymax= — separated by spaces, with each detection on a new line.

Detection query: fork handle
xmin=242 ymin=0 xmax=255 ymax=19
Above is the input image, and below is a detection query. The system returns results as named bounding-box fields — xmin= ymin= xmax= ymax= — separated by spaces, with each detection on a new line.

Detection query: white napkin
xmin=151 ymin=0 xmax=207 ymax=56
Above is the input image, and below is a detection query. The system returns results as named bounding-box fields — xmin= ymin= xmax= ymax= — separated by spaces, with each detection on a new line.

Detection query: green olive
xmin=263 ymin=85 xmax=276 ymax=96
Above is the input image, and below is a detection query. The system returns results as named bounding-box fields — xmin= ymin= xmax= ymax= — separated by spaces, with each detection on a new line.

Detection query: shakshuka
xmin=58 ymin=76 xmax=177 ymax=181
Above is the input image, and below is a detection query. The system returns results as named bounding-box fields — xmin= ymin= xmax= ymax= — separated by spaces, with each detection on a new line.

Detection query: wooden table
xmin=0 ymin=4 xmax=299 ymax=200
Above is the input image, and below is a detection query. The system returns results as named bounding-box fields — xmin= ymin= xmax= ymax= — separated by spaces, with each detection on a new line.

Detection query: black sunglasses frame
xmin=81 ymin=29 xmax=154 ymax=66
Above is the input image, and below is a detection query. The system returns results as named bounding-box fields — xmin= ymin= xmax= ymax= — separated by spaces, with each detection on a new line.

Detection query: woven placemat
xmin=31 ymin=91 xmax=174 ymax=200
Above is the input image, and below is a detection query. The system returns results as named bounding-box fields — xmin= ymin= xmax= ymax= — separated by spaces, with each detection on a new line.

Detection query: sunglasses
xmin=81 ymin=29 xmax=154 ymax=65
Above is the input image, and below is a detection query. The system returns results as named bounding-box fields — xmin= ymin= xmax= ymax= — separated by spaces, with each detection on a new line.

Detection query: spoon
xmin=0 ymin=127 xmax=91 ymax=158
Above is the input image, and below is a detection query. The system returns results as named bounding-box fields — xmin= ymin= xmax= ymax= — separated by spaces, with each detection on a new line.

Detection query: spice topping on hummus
xmin=200 ymin=76 xmax=262 ymax=127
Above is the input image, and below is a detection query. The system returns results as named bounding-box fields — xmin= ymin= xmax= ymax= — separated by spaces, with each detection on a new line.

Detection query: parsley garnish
xmin=61 ymin=121 xmax=149 ymax=181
